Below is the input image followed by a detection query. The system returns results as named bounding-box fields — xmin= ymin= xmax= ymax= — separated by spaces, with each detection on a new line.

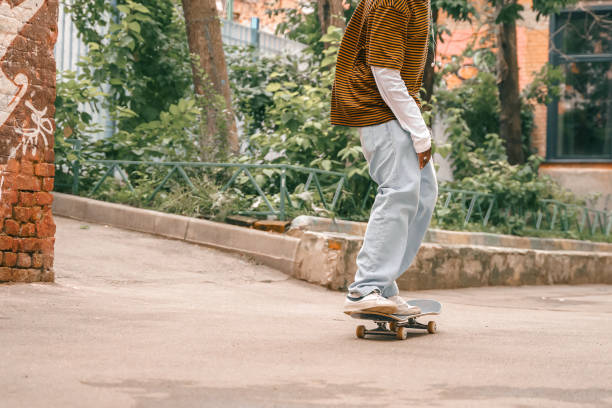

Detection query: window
xmin=547 ymin=7 xmax=612 ymax=161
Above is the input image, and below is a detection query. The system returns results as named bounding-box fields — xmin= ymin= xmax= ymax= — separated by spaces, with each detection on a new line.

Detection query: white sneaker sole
xmin=344 ymin=303 xmax=399 ymax=315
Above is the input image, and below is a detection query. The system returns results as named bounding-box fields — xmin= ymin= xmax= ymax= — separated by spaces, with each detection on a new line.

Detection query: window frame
xmin=546 ymin=5 xmax=612 ymax=163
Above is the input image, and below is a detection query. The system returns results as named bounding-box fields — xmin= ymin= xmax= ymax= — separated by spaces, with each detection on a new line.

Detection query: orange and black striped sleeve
xmin=365 ymin=6 xmax=410 ymax=71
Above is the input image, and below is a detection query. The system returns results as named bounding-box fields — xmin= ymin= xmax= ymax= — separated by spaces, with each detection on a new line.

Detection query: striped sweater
xmin=331 ymin=0 xmax=430 ymax=127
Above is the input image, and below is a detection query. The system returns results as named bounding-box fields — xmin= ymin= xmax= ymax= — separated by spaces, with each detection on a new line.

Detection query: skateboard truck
xmin=349 ymin=299 xmax=441 ymax=340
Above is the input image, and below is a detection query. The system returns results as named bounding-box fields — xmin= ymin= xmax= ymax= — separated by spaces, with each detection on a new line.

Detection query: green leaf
xmin=130 ymin=3 xmax=150 ymax=13
xmin=266 ymin=83 xmax=282 ymax=93
xmin=495 ymin=3 xmax=524 ymax=24
xmin=116 ymin=106 xmax=138 ymax=118
xmin=128 ymin=22 xmax=141 ymax=33
xmin=321 ymin=55 xmax=337 ymax=67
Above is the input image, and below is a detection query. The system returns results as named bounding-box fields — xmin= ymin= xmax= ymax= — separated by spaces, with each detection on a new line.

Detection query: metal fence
xmin=56 ymin=142 xmax=611 ymax=236
xmin=221 ymin=19 xmax=307 ymax=56
xmin=54 ymin=5 xmax=307 ymax=143
xmin=434 ymin=190 xmax=611 ymax=236
xmin=55 ymin=0 xmax=86 ymax=75
xmin=55 ymin=0 xmax=116 ymax=140
xmin=60 ymin=159 xmax=345 ymax=221
xmin=58 ymin=139 xmax=345 ymax=221
xmin=436 ymin=188 xmax=496 ymax=227
xmin=536 ymin=199 xmax=612 ymax=236
xmin=56 ymin=4 xmax=305 ymax=67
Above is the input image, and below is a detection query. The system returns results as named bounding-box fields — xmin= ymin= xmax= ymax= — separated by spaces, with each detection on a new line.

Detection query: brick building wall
xmin=438 ymin=0 xmax=550 ymax=156
xmin=0 ymin=0 xmax=58 ymax=283
xmin=516 ymin=3 xmax=550 ymax=157
xmin=439 ymin=0 xmax=612 ymax=208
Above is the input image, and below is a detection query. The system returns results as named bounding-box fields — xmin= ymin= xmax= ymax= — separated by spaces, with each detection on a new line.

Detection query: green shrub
xmin=434 ymin=103 xmax=587 ymax=238
xmin=229 ymin=27 xmax=371 ymax=219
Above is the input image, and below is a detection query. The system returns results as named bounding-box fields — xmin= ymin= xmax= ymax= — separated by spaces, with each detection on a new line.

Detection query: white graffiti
xmin=0 ymin=163 xmax=6 ymax=202
xmin=14 ymin=100 xmax=52 ymax=156
xmin=0 ymin=0 xmax=46 ymax=128
xmin=0 ymin=100 xmax=53 ymax=201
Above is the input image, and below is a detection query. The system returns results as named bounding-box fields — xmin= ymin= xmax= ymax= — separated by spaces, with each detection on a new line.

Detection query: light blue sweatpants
xmin=349 ymin=119 xmax=438 ymax=298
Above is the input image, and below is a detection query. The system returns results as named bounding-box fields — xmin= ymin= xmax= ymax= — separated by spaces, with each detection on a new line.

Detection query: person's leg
xmin=381 ymin=158 xmax=438 ymax=298
xmin=348 ymin=120 xmax=422 ymax=297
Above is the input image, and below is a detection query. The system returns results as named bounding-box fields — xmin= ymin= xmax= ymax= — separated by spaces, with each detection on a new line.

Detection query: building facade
xmin=218 ymin=0 xmax=300 ymax=33
xmin=440 ymin=0 xmax=612 ymax=209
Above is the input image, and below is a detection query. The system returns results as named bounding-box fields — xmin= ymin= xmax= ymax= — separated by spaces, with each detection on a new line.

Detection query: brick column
xmin=0 ymin=0 xmax=58 ymax=283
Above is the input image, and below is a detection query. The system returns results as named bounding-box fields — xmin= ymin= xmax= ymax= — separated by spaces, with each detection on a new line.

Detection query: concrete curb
xmin=52 ymin=193 xmax=612 ymax=292
xmin=289 ymin=215 xmax=612 ymax=253
xmin=52 ymin=193 xmax=299 ymax=275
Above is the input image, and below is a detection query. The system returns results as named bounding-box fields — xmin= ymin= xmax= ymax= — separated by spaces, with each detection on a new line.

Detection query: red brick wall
xmin=438 ymin=1 xmax=551 ymax=156
xmin=0 ymin=0 xmax=58 ymax=283
xmin=516 ymin=3 xmax=550 ymax=157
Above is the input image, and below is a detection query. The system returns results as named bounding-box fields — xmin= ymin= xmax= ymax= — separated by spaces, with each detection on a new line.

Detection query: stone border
xmin=51 ymin=193 xmax=299 ymax=274
xmin=293 ymin=230 xmax=612 ymax=291
xmin=288 ymin=215 xmax=612 ymax=253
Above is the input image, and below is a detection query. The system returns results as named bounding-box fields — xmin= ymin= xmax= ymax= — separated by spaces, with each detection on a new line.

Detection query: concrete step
xmin=293 ymin=230 xmax=612 ymax=291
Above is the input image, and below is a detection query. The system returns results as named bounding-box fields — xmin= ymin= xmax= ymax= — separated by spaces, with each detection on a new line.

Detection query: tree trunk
xmin=496 ymin=2 xmax=524 ymax=164
xmin=318 ymin=0 xmax=345 ymax=35
xmin=421 ymin=7 xmax=438 ymax=103
xmin=182 ymin=0 xmax=238 ymax=158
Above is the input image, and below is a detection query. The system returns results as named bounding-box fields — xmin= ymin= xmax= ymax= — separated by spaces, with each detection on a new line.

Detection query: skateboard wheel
xmin=396 ymin=327 xmax=408 ymax=340
xmin=427 ymin=321 xmax=437 ymax=334
xmin=356 ymin=325 xmax=366 ymax=339
xmin=389 ymin=321 xmax=397 ymax=332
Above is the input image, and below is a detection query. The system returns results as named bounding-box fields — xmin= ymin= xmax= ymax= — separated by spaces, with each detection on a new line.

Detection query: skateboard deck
xmin=347 ymin=299 xmax=441 ymax=340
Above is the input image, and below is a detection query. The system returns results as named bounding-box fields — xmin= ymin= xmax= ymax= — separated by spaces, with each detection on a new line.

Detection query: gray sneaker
xmin=344 ymin=290 xmax=399 ymax=314
xmin=387 ymin=295 xmax=421 ymax=316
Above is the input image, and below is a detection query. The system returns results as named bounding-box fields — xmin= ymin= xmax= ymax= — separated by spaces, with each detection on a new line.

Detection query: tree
xmin=182 ymin=0 xmax=238 ymax=157
xmin=68 ymin=0 xmax=193 ymax=132
xmin=493 ymin=0 xmax=527 ymax=164
xmin=317 ymin=0 xmax=346 ymax=35
xmin=492 ymin=0 xmax=577 ymax=164
xmin=422 ymin=0 xmax=477 ymax=103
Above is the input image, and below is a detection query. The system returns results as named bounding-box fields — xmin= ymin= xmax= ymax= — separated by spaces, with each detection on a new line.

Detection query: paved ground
xmin=1 ymin=216 xmax=611 ymax=408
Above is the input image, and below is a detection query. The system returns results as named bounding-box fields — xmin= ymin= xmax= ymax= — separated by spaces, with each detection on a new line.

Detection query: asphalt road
xmin=1 ymin=216 xmax=611 ymax=408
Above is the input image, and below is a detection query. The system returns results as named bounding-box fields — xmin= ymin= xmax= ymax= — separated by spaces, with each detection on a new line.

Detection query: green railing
xmin=434 ymin=192 xmax=611 ymax=236
xmin=56 ymin=140 xmax=610 ymax=236
xmin=361 ymin=182 xmax=496 ymax=226
xmin=60 ymin=157 xmax=346 ymax=221
xmin=536 ymin=199 xmax=612 ymax=236
xmin=434 ymin=189 xmax=611 ymax=236
xmin=437 ymin=187 xmax=496 ymax=226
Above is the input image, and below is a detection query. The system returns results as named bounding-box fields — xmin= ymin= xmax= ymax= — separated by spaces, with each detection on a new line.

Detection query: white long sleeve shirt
xmin=371 ymin=66 xmax=431 ymax=153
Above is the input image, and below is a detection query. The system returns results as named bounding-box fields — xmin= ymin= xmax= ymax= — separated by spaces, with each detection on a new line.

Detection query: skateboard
xmin=346 ymin=299 xmax=442 ymax=340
